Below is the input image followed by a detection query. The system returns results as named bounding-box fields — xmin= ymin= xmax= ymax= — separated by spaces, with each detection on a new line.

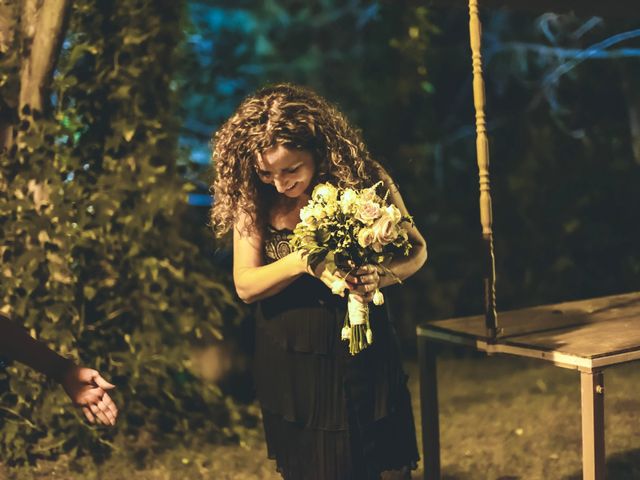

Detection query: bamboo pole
xmin=468 ymin=0 xmax=499 ymax=339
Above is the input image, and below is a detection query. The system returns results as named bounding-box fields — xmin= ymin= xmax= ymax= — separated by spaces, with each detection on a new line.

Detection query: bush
xmin=0 ymin=0 xmax=244 ymax=465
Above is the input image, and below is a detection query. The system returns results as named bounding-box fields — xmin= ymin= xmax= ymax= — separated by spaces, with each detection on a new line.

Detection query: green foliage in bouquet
xmin=0 ymin=0 xmax=245 ymax=466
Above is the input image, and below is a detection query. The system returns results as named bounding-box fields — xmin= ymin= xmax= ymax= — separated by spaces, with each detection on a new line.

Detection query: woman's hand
xmin=60 ymin=366 xmax=118 ymax=426
xmin=306 ymin=258 xmax=350 ymax=297
xmin=345 ymin=265 xmax=380 ymax=304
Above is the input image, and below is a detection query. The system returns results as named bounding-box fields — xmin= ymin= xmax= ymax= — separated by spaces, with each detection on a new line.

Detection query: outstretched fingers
xmin=82 ymin=406 xmax=96 ymax=424
xmin=102 ymin=392 xmax=118 ymax=424
xmin=89 ymin=402 xmax=111 ymax=426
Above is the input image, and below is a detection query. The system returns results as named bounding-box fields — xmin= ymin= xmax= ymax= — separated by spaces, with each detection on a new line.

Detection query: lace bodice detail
xmin=264 ymin=225 xmax=293 ymax=263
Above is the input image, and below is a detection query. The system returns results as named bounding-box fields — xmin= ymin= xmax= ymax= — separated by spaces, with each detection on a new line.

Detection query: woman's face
xmin=255 ymin=145 xmax=316 ymax=199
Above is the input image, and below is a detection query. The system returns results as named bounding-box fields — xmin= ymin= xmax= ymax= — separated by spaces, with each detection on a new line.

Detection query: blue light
xmin=188 ymin=193 xmax=212 ymax=206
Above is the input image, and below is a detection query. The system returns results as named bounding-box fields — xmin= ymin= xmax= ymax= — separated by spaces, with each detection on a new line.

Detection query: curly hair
xmin=210 ymin=83 xmax=381 ymax=237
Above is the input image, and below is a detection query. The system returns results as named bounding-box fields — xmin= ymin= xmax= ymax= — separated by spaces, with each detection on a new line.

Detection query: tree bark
xmin=19 ymin=0 xmax=71 ymax=116
xmin=0 ymin=0 xmax=18 ymax=151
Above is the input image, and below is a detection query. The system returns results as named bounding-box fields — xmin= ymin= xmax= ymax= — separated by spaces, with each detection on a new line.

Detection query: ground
xmin=3 ymin=351 xmax=640 ymax=479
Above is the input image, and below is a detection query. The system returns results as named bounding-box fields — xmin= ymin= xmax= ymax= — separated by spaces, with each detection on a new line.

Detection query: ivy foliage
xmin=0 ymin=0 xmax=244 ymax=465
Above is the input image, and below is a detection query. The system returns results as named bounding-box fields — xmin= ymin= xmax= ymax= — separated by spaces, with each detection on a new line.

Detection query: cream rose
xmin=372 ymin=215 xmax=398 ymax=245
xmin=357 ymin=227 xmax=375 ymax=248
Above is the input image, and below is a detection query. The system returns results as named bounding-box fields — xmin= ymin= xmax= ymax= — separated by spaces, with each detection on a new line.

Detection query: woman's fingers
xmin=82 ymin=406 xmax=96 ymax=423
xmin=89 ymin=403 xmax=111 ymax=425
xmin=347 ymin=272 xmax=380 ymax=294
xmin=102 ymin=392 xmax=119 ymax=420
xmin=97 ymin=399 xmax=116 ymax=425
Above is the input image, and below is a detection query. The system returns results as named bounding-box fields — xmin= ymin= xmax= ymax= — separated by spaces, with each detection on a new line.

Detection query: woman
xmin=211 ymin=83 xmax=427 ymax=479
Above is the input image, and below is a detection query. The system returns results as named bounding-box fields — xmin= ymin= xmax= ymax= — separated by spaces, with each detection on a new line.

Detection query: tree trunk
xmin=18 ymin=0 xmax=71 ymax=116
xmin=0 ymin=0 xmax=18 ymax=151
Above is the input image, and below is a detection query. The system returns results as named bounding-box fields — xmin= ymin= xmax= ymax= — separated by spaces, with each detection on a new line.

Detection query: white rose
xmin=300 ymin=204 xmax=321 ymax=227
xmin=340 ymin=189 xmax=358 ymax=214
xmin=312 ymin=183 xmax=338 ymax=203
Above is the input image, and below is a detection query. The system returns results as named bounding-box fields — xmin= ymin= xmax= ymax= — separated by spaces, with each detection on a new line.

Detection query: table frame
xmin=417 ymin=325 xmax=640 ymax=480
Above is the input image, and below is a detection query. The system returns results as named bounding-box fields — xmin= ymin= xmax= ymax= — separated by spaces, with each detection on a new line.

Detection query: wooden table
xmin=417 ymin=291 xmax=640 ymax=480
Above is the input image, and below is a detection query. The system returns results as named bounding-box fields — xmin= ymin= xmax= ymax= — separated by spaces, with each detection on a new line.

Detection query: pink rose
xmin=355 ymin=200 xmax=381 ymax=225
xmin=372 ymin=215 xmax=398 ymax=245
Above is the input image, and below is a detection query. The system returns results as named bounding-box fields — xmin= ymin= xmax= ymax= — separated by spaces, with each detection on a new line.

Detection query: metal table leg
xmin=418 ymin=337 xmax=440 ymax=480
xmin=580 ymin=370 xmax=605 ymax=480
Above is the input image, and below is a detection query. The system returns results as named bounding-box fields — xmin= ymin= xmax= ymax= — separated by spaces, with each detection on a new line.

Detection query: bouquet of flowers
xmin=290 ymin=181 xmax=413 ymax=355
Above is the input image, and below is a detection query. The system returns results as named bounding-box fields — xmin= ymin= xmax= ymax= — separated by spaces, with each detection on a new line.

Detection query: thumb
xmin=94 ymin=374 xmax=116 ymax=390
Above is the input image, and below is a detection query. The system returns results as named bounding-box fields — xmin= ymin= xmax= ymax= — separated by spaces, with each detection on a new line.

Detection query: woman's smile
xmin=256 ymin=145 xmax=316 ymax=198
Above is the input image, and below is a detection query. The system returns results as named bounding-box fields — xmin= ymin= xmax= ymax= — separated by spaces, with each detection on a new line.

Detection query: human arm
xmin=233 ymin=211 xmax=308 ymax=303
xmin=233 ymin=212 xmax=349 ymax=303
xmin=0 ymin=314 xmax=118 ymax=425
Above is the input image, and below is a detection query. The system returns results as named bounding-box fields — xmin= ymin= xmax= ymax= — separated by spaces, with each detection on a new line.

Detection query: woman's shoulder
xmin=370 ymin=160 xmax=400 ymax=193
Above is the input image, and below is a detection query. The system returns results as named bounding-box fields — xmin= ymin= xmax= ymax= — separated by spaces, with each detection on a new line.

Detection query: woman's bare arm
xmin=233 ymin=213 xmax=307 ymax=304
xmin=233 ymin=211 xmax=348 ymax=303
xmin=376 ymin=166 xmax=428 ymax=288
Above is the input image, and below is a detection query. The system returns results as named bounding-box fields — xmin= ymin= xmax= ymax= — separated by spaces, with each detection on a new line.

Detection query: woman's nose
xmin=274 ymin=178 xmax=289 ymax=193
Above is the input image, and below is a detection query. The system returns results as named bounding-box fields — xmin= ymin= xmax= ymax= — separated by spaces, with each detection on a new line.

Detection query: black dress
xmin=254 ymin=225 xmax=420 ymax=480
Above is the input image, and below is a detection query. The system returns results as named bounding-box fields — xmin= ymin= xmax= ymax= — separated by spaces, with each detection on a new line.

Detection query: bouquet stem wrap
xmin=341 ymin=294 xmax=373 ymax=355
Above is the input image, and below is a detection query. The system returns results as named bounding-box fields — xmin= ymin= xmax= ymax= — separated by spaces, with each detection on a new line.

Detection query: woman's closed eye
xmin=257 ymin=169 xmax=272 ymax=179
xmin=257 ymin=166 xmax=299 ymax=178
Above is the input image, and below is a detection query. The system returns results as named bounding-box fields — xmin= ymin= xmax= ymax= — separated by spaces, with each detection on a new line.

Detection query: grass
xmin=3 ymin=349 xmax=640 ymax=479
xmin=416 ymin=350 xmax=640 ymax=480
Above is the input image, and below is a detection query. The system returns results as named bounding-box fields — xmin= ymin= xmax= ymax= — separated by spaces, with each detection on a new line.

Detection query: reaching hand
xmin=60 ymin=366 xmax=118 ymax=426
xmin=345 ymin=265 xmax=380 ymax=303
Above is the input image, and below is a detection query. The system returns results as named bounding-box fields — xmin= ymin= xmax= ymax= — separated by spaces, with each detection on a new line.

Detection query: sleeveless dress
xmin=254 ymin=225 xmax=420 ymax=480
